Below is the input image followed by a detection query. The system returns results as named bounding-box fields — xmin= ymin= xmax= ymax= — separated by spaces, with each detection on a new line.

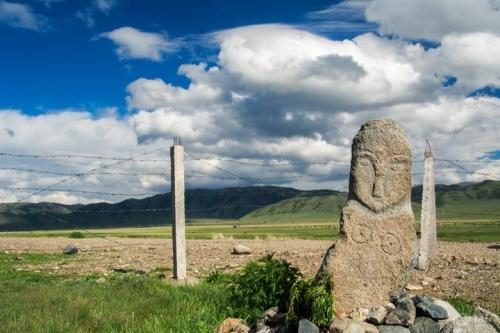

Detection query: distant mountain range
xmin=0 ymin=180 xmax=499 ymax=231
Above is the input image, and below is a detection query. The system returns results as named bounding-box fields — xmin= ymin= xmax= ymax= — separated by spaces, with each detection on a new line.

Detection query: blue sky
xmin=1 ymin=0 xmax=348 ymax=114
xmin=0 ymin=0 xmax=499 ymax=204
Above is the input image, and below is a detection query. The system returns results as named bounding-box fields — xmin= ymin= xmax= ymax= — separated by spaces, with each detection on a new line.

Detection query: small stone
xmin=298 ymin=319 xmax=319 ymax=333
xmin=409 ymin=317 xmax=439 ymax=333
xmin=344 ymin=321 xmax=369 ymax=333
xmin=367 ymin=306 xmax=387 ymax=325
xmin=96 ymin=277 xmax=106 ymax=284
xmin=80 ymin=246 xmax=92 ymax=252
xmin=432 ymin=299 xmax=461 ymax=329
xmin=261 ymin=306 xmax=286 ymax=325
xmin=215 ymin=318 xmax=250 ymax=333
xmin=349 ymin=307 xmax=369 ymax=321
xmin=231 ymin=245 xmax=252 ymax=255
xmin=329 ymin=318 xmax=378 ymax=333
xmin=385 ymin=297 xmax=416 ymax=326
xmin=63 ymin=245 xmax=78 ymax=255
xmin=474 ymin=306 xmax=500 ymax=331
xmin=412 ymin=295 xmax=447 ymax=320
xmin=15 ymin=255 xmax=23 ymax=261
xmin=405 ymin=284 xmax=423 ymax=291
xmin=379 ymin=326 xmax=410 ymax=333
xmin=329 ymin=317 xmax=350 ymax=333
xmin=386 ymin=303 xmax=396 ymax=310
xmin=441 ymin=316 xmax=497 ymax=333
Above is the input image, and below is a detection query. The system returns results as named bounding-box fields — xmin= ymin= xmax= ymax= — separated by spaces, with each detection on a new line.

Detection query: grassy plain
xmin=0 ymin=252 xmax=235 ymax=333
xmin=0 ymin=217 xmax=498 ymax=242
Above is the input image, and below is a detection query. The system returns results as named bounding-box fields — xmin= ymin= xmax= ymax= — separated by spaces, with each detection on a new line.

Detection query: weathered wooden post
xmin=171 ymin=137 xmax=187 ymax=280
xmin=418 ymin=141 xmax=437 ymax=270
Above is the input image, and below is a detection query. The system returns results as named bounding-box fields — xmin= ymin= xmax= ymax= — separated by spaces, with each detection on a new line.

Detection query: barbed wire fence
xmin=0 ymin=144 xmax=499 ymax=241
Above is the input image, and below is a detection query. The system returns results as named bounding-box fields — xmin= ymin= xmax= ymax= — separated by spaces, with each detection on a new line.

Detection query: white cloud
xmin=2 ymin=22 xmax=500 ymax=204
xmin=123 ymin=24 xmax=500 ymax=189
xmin=101 ymin=27 xmax=178 ymax=61
xmin=365 ymin=0 xmax=500 ymax=41
xmin=0 ymin=109 xmax=171 ymax=204
xmin=95 ymin=0 xmax=116 ymax=13
xmin=76 ymin=0 xmax=117 ymax=27
xmin=0 ymin=1 xmax=48 ymax=31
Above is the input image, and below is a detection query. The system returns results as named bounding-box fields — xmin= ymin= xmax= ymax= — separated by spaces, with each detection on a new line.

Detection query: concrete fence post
xmin=170 ymin=142 xmax=187 ymax=280
xmin=418 ymin=142 xmax=437 ymax=270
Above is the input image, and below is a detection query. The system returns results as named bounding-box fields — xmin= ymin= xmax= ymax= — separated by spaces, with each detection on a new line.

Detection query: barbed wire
xmin=186 ymin=156 xmax=351 ymax=167
xmin=435 ymin=158 xmax=500 ymax=164
xmin=0 ymin=167 xmax=169 ymax=177
xmin=9 ymin=188 xmax=159 ymax=197
xmin=16 ymin=146 xmax=169 ymax=202
xmin=0 ymin=152 xmax=169 ymax=162
xmin=185 ymin=150 xmax=254 ymax=184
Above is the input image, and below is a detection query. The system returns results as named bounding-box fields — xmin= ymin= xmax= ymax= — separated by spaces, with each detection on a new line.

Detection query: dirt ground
xmin=1 ymin=237 xmax=498 ymax=312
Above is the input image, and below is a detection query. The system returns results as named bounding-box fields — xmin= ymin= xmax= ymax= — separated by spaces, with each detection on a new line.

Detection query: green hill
xmin=0 ymin=186 xmax=299 ymax=231
xmin=0 ymin=181 xmax=499 ymax=231
xmin=244 ymin=180 xmax=500 ymax=223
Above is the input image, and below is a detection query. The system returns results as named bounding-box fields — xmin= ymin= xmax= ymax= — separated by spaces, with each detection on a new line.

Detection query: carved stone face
xmin=350 ymin=120 xmax=412 ymax=211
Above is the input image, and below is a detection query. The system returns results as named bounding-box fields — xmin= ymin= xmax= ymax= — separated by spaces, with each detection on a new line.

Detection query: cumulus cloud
xmin=2 ymin=22 xmax=500 ymax=204
xmin=366 ymin=0 xmax=500 ymax=41
xmin=101 ymin=27 xmax=178 ymax=61
xmin=123 ymin=24 xmax=500 ymax=189
xmin=0 ymin=1 xmax=49 ymax=31
xmin=0 ymin=109 xmax=170 ymax=204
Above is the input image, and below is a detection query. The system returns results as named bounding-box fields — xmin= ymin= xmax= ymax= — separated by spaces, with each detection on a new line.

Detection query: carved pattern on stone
xmin=381 ymin=233 xmax=401 ymax=255
xmin=321 ymin=119 xmax=416 ymax=313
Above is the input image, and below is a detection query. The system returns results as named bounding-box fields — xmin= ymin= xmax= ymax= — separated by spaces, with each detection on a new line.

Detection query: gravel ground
xmin=1 ymin=237 xmax=498 ymax=312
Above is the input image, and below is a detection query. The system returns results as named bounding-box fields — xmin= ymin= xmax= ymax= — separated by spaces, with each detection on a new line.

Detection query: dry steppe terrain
xmin=1 ymin=237 xmax=498 ymax=312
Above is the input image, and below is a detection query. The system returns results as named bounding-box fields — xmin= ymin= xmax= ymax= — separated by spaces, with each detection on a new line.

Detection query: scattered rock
xmin=329 ymin=317 xmax=350 ymax=333
xmin=441 ymin=316 xmax=497 ymax=333
xmin=386 ymin=303 xmax=396 ymax=311
xmin=113 ymin=267 xmax=133 ymax=273
xmin=378 ymin=326 xmax=410 ymax=333
xmin=95 ymin=277 xmax=106 ymax=284
xmin=261 ymin=306 xmax=286 ymax=325
xmin=409 ymin=317 xmax=439 ymax=333
xmin=431 ymin=299 xmax=461 ymax=329
xmin=349 ymin=307 xmax=369 ymax=321
xmin=474 ymin=306 xmax=500 ymax=331
xmin=80 ymin=246 xmax=92 ymax=253
xmin=329 ymin=318 xmax=378 ymax=333
xmin=384 ymin=297 xmax=416 ymax=326
xmin=367 ymin=306 xmax=387 ymax=325
xmin=231 ymin=245 xmax=252 ymax=255
xmin=215 ymin=318 xmax=250 ymax=333
xmin=15 ymin=255 xmax=23 ymax=261
xmin=405 ymin=284 xmax=423 ymax=291
xmin=298 ymin=319 xmax=319 ymax=333
xmin=412 ymin=295 xmax=447 ymax=320
xmin=63 ymin=245 xmax=78 ymax=255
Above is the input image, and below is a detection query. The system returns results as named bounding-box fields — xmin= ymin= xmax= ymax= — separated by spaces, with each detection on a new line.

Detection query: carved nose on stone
xmin=372 ymin=176 xmax=384 ymax=198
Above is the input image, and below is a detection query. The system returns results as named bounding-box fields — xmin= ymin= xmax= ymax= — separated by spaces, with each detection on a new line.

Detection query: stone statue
xmin=320 ymin=119 xmax=416 ymax=313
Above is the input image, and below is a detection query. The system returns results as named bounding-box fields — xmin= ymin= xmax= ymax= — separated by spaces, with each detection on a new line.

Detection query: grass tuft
xmin=445 ymin=296 xmax=475 ymax=316
xmin=287 ymin=272 xmax=334 ymax=328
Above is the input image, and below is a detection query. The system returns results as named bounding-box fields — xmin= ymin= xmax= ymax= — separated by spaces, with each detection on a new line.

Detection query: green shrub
xmin=228 ymin=254 xmax=301 ymax=322
xmin=445 ymin=296 xmax=474 ymax=316
xmin=68 ymin=231 xmax=85 ymax=239
xmin=287 ymin=272 xmax=334 ymax=328
xmin=204 ymin=269 xmax=234 ymax=285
